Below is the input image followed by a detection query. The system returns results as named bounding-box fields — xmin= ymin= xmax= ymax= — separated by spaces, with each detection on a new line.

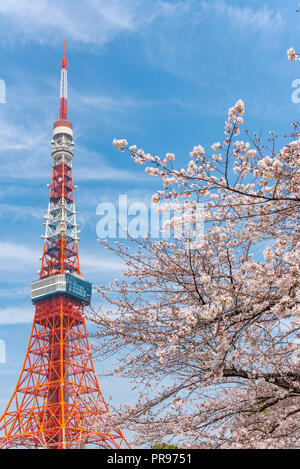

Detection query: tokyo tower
xmin=0 ymin=43 xmax=130 ymax=450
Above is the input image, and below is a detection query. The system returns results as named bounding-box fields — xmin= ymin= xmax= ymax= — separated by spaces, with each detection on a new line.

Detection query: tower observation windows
xmin=31 ymin=273 xmax=92 ymax=305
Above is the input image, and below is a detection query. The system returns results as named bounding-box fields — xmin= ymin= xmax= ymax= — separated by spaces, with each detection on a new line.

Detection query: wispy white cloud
xmin=75 ymin=166 xmax=146 ymax=182
xmin=0 ymin=114 xmax=144 ymax=182
xmin=0 ymin=369 xmax=21 ymax=376
xmin=80 ymin=254 xmax=124 ymax=273
xmin=0 ymin=0 xmax=170 ymax=47
xmin=74 ymin=92 xmax=176 ymax=112
xmin=0 ymin=203 xmax=43 ymax=220
xmin=0 ymin=119 xmax=47 ymax=152
xmin=0 ymin=241 xmax=124 ymax=275
xmin=0 ymin=0 xmax=284 ymax=50
xmin=74 ymin=148 xmax=147 ymax=183
xmin=0 ymin=287 xmax=29 ymax=298
xmin=201 ymin=0 xmax=284 ymax=32
xmin=0 ymin=105 xmax=50 ymax=179
xmin=140 ymin=0 xmax=285 ymax=81
xmin=0 ymin=306 xmax=33 ymax=325
xmin=0 ymin=82 xmax=151 ymax=182
xmin=0 ymin=242 xmax=39 ymax=270
xmin=154 ymin=0 xmax=284 ymax=32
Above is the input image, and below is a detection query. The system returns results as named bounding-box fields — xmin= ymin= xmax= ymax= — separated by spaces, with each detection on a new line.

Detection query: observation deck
xmin=31 ymin=273 xmax=92 ymax=305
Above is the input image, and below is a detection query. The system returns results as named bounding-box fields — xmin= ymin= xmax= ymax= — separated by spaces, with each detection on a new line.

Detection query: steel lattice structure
xmin=0 ymin=43 xmax=130 ymax=450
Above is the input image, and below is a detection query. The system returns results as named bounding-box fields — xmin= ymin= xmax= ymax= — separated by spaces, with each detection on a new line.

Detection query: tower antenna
xmin=59 ymin=40 xmax=68 ymax=120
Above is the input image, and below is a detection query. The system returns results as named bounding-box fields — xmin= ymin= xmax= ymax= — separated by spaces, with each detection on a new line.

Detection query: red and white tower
xmin=0 ymin=43 xmax=130 ymax=449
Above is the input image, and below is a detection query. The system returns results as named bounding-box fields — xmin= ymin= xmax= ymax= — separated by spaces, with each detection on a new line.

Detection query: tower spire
xmin=59 ymin=40 xmax=68 ymax=120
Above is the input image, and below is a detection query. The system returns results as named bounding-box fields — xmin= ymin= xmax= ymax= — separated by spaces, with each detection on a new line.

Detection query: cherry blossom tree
xmin=91 ymin=99 xmax=300 ymax=449
xmin=287 ymin=47 xmax=297 ymax=62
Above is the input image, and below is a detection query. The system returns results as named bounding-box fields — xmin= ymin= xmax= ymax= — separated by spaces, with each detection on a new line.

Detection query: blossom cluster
xmin=94 ymin=100 xmax=300 ymax=449
xmin=287 ymin=47 xmax=297 ymax=61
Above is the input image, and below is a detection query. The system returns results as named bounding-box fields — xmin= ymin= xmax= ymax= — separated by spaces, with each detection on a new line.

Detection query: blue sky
xmin=0 ymin=0 xmax=300 ymax=426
